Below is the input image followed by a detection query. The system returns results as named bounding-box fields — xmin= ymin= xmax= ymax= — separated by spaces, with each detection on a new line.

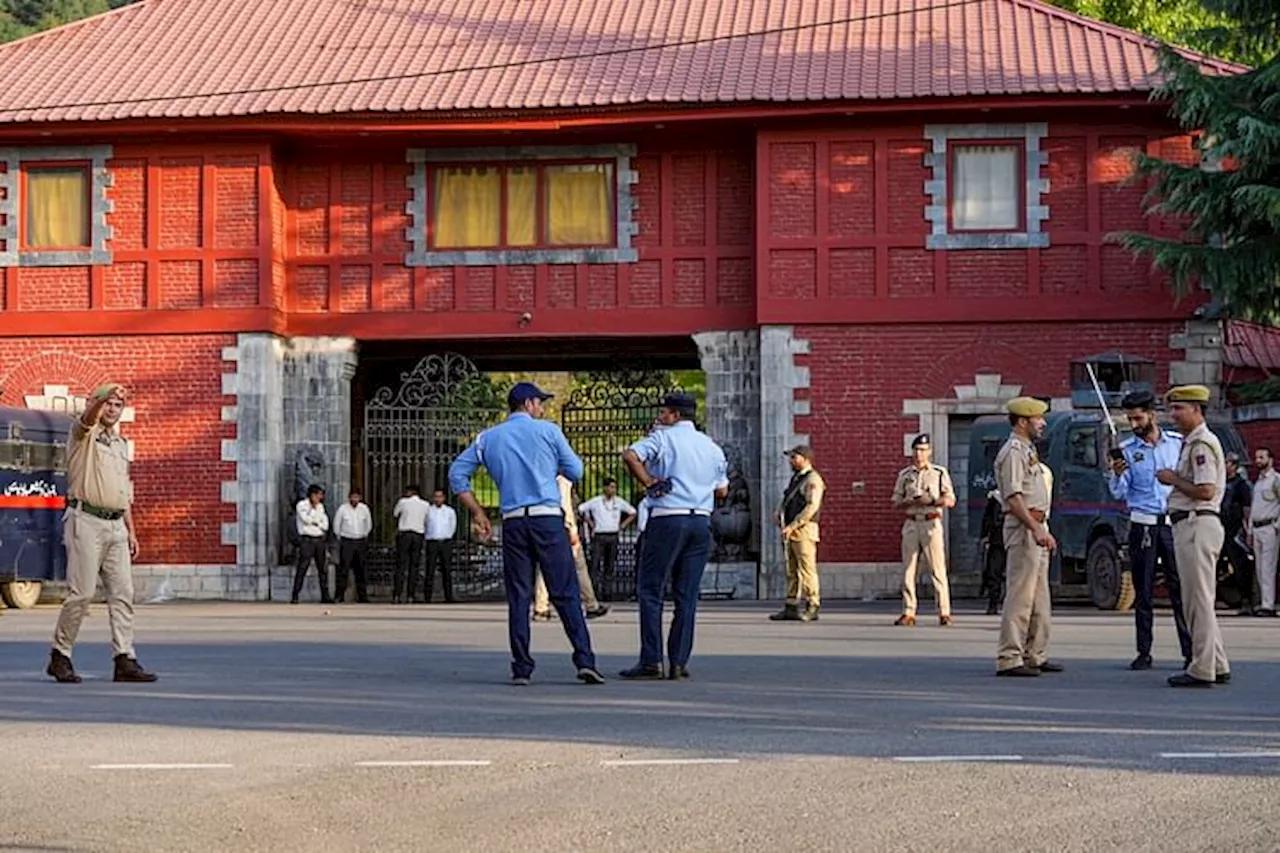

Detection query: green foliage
xmin=1229 ymin=375 xmax=1280 ymax=404
xmin=0 ymin=0 xmax=130 ymax=42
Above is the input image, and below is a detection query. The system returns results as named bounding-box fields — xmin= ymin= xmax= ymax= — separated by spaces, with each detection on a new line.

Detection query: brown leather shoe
xmin=113 ymin=655 xmax=158 ymax=683
xmin=894 ymin=614 xmax=916 ymax=626
xmin=939 ymin=615 xmax=954 ymax=627
xmin=47 ymin=650 xmax=82 ymax=684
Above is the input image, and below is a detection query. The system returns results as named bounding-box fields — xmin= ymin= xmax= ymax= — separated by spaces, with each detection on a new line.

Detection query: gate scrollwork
xmin=367 ymin=353 xmax=498 ymax=410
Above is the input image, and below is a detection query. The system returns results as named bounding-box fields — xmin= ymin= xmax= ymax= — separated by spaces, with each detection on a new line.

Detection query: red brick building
xmin=0 ymin=0 xmax=1246 ymax=600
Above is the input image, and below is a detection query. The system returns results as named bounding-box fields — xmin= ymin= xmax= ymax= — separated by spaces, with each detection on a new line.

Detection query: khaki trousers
xmin=901 ymin=518 xmax=950 ymax=616
xmin=534 ymin=541 xmax=599 ymax=613
xmin=785 ymin=537 xmax=820 ymax=606
xmin=996 ymin=524 xmax=1051 ymax=671
xmin=1174 ymin=516 xmax=1230 ymax=682
xmin=53 ymin=509 xmax=135 ymax=658
xmin=1253 ymin=523 xmax=1279 ymax=611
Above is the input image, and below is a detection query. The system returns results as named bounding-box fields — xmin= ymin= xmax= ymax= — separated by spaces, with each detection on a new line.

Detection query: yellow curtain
xmin=27 ymin=168 xmax=88 ymax=248
xmin=546 ymin=164 xmax=612 ymax=245
xmin=506 ymin=166 xmax=537 ymax=246
xmin=432 ymin=167 xmax=500 ymax=248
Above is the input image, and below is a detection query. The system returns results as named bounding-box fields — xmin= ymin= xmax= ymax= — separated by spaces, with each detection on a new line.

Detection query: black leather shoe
xmin=585 ymin=606 xmax=611 ymax=620
xmin=47 ymin=650 xmax=81 ymax=684
xmin=1034 ymin=661 xmax=1065 ymax=673
xmin=667 ymin=665 xmax=690 ymax=680
xmin=618 ymin=663 xmax=664 ymax=680
xmin=1129 ymin=654 xmax=1153 ymax=670
xmin=1216 ymin=672 xmax=1232 ymax=684
xmin=113 ymin=655 xmax=158 ymax=683
xmin=1168 ymin=673 xmax=1213 ymax=688
xmin=996 ymin=666 xmax=1040 ymax=677
xmin=577 ymin=667 xmax=606 ymax=685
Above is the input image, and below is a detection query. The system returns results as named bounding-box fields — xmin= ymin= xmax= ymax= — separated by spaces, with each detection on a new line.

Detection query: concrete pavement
xmin=1 ymin=601 xmax=1278 ymax=852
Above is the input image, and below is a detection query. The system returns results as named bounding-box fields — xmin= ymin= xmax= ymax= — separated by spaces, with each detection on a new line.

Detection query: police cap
xmin=1165 ymin=385 xmax=1212 ymax=404
xmin=1120 ymin=389 xmax=1156 ymax=411
xmin=1006 ymin=396 xmax=1049 ymax=418
xmin=660 ymin=392 xmax=697 ymax=417
xmin=911 ymin=433 xmax=931 ymax=449
xmin=784 ymin=444 xmax=814 ymax=461
xmin=507 ymin=381 xmax=554 ymax=407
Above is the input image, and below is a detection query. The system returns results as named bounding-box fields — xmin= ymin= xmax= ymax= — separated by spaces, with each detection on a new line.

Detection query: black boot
xmin=113 ymin=654 xmax=158 ymax=683
xmin=769 ymin=604 xmax=801 ymax=621
xmin=799 ymin=604 xmax=820 ymax=622
xmin=47 ymin=649 xmax=81 ymax=684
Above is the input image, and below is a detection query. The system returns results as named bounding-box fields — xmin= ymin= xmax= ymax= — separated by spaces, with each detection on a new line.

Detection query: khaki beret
xmin=92 ymin=383 xmax=125 ymax=402
xmin=1165 ymin=384 xmax=1212 ymax=404
xmin=1006 ymin=396 xmax=1049 ymax=417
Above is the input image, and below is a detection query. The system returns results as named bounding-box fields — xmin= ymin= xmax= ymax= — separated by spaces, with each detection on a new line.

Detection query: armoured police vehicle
xmin=0 ymin=406 xmax=71 ymax=608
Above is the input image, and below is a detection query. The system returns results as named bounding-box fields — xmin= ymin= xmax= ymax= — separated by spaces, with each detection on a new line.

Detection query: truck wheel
xmin=1086 ymin=536 xmax=1127 ymax=611
xmin=0 ymin=581 xmax=42 ymax=610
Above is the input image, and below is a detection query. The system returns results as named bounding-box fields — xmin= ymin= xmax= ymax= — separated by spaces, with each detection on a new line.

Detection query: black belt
xmin=594 ymin=531 xmax=620 ymax=536
xmin=1170 ymin=510 xmax=1219 ymax=524
xmin=301 ymin=534 xmax=325 ymax=540
xmin=68 ymin=498 xmax=124 ymax=521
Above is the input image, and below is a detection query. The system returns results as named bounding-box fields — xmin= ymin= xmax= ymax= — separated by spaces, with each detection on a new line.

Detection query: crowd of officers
xmin=38 ymin=379 xmax=1254 ymax=689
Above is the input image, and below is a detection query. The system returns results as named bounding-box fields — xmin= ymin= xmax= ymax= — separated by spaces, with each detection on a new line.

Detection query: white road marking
xmin=1160 ymin=752 xmax=1280 ymax=760
xmin=354 ymin=760 xmax=493 ymax=767
xmin=893 ymin=755 xmax=1024 ymax=763
xmin=601 ymin=758 xmax=741 ymax=767
xmin=92 ymin=763 xmax=233 ymax=770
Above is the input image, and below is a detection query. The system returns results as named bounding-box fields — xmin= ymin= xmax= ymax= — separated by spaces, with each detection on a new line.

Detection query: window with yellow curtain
xmin=545 ymin=163 xmax=613 ymax=246
xmin=26 ymin=166 xmax=89 ymax=248
xmin=506 ymin=166 xmax=537 ymax=247
xmin=432 ymin=166 xmax=501 ymax=248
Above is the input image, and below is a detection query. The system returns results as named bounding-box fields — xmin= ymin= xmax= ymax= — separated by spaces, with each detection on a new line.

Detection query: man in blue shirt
xmin=449 ymin=382 xmax=605 ymax=686
xmin=1108 ymin=389 xmax=1193 ymax=670
xmin=619 ymin=393 xmax=728 ymax=680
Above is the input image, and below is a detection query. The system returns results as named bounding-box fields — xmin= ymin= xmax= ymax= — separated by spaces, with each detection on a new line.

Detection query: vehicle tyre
xmin=0 ymin=581 xmax=42 ymax=610
xmin=1086 ymin=536 xmax=1126 ymax=611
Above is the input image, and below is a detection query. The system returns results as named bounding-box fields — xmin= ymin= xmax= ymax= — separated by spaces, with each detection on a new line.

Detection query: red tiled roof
xmin=1225 ymin=321 xmax=1280 ymax=371
xmin=0 ymin=0 xmax=1243 ymax=124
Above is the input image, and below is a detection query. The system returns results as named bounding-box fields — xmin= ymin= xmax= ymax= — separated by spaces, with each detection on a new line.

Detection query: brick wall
xmin=0 ymin=335 xmax=237 ymax=565
xmin=794 ymin=320 xmax=1185 ymax=563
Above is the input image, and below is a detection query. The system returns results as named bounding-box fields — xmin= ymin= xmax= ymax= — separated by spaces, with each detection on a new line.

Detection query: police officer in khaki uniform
xmin=1158 ymin=385 xmax=1231 ymax=687
xmin=47 ymin=384 xmax=157 ymax=684
xmin=994 ymin=398 xmax=1063 ymax=677
xmin=533 ymin=474 xmax=610 ymax=621
xmin=769 ymin=445 xmax=826 ymax=622
xmin=892 ymin=434 xmax=956 ymax=626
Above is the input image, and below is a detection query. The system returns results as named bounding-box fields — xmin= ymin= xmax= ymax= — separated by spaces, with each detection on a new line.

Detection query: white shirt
xmin=579 ymin=494 xmax=636 ymax=534
xmin=425 ymin=503 xmax=458 ymax=540
xmin=393 ymin=495 xmax=431 ymax=533
xmin=333 ymin=502 xmax=372 ymax=539
xmin=1252 ymin=468 xmax=1280 ymax=526
xmin=637 ymin=497 xmax=650 ymax=533
xmin=296 ymin=499 xmax=329 ymax=537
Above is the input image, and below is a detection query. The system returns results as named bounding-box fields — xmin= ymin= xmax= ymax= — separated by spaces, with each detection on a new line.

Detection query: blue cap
xmin=508 ymin=382 xmax=554 ymax=407
xmin=660 ymin=392 xmax=697 ymax=416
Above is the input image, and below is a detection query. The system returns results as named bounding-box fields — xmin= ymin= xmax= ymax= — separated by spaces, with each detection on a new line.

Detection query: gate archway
xmin=363 ymin=353 xmax=505 ymax=600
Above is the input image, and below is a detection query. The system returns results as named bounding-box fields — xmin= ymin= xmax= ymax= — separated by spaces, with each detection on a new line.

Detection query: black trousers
xmin=293 ymin=535 xmax=331 ymax=602
xmin=337 ymin=538 xmax=369 ymax=603
xmin=1221 ymin=531 xmax=1254 ymax=605
xmin=983 ymin=543 xmax=1007 ymax=612
xmin=590 ymin=533 xmax=620 ymax=586
xmin=424 ymin=539 xmax=455 ymax=603
xmin=394 ymin=531 xmax=424 ymax=602
xmin=1129 ymin=521 xmax=1192 ymax=660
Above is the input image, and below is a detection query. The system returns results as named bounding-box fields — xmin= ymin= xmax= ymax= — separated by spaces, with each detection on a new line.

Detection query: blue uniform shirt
xmin=449 ymin=413 xmax=584 ymax=514
xmin=1108 ymin=429 xmax=1183 ymax=516
xmin=627 ymin=421 xmax=728 ymax=513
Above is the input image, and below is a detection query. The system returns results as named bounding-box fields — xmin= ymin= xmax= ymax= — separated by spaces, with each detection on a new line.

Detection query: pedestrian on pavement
xmin=449 ymin=382 xmax=604 ymax=686
xmin=47 ymin=383 xmax=158 ymax=684
xmin=979 ymin=488 xmax=1006 ymax=615
xmin=1247 ymin=447 xmax=1280 ymax=617
xmin=1107 ymin=390 xmax=1193 ymax=671
xmin=1220 ymin=452 xmax=1255 ymax=615
xmin=392 ymin=485 xmax=429 ymax=603
xmin=892 ymin=433 xmax=956 ymax=627
xmin=534 ymin=474 xmax=610 ymax=621
xmin=424 ymin=489 xmax=458 ymax=603
xmin=333 ymin=488 xmax=372 ymax=603
xmin=769 ymin=444 xmax=826 ymax=622
xmin=579 ymin=478 xmax=636 ymax=588
xmin=293 ymin=484 xmax=332 ymax=604
xmin=1159 ymin=385 xmax=1231 ymax=687
xmin=619 ymin=392 xmax=728 ymax=681
xmin=994 ymin=397 xmax=1063 ymax=678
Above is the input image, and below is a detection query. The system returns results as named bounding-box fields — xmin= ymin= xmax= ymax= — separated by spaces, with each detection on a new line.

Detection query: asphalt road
xmin=1 ymin=600 xmax=1278 ymax=853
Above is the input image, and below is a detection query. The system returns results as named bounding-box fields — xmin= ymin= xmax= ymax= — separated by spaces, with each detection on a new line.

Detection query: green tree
xmin=1114 ymin=0 xmax=1280 ymax=323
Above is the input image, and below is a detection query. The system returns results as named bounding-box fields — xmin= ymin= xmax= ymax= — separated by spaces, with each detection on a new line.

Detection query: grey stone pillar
xmin=759 ymin=326 xmax=811 ymax=600
xmin=695 ymin=330 xmax=761 ymax=598
xmin=1169 ymin=320 xmax=1224 ymax=402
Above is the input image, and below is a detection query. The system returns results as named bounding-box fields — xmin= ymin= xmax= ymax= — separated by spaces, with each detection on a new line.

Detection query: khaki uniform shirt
xmin=557 ymin=475 xmax=579 ymax=535
xmin=781 ymin=467 xmax=826 ymax=543
xmin=994 ymin=434 xmax=1051 ymax=521
xmin=1168 ymin=422 xmax=1225 ymax=513
xmin=67 ymin=419 xmax=132 ymax=512
xmin=892 ymin=463 xmax=954 ymax=518
xmin=1250 ymin=468 xmax=1280 ymax=527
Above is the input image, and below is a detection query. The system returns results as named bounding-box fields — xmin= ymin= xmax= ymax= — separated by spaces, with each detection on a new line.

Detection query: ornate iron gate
xmin=561 ymin=370 xmax=676 ymax=601
xmin=363 ymin=354 xmax=505 ymax=601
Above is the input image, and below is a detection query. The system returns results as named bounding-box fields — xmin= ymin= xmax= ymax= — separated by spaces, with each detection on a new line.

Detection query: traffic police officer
xmin=892 ymin=434 xmax=956 ymax=626
xmin=619 ymin=392 xmax=728 ymax=680
xmin=47 ymin=383 xmax=157 ymax=684
xmin=1107 ymin=389 xmax=1193 ymax=670
xmin=449 ymin=382 xmax=605 ymax=686
xmin=994 ymin=397 xmax=1063 ymax=677
xmin=1158 ymin=385 xmax=1231 ymax=687
xmin=769 ymin=444 xmax=826 ymax=622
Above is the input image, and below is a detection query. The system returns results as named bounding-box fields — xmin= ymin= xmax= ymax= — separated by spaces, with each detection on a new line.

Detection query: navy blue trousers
xmin=636 ymin=514 xmax=711 ymax=668
xmin=502 ymin=515 xmax=595 ymax=678
xmin=1130 ymin=521 xmax=1193 ymax=660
